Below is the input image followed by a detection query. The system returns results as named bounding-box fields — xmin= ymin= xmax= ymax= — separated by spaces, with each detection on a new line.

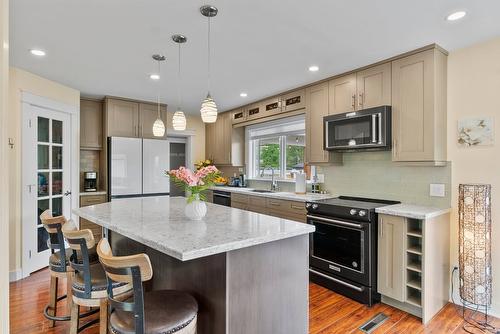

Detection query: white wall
xmin=448 ymin=36 xmax=500 ymax=314
xmin=0 ymin=0 xmax=10 ymax=330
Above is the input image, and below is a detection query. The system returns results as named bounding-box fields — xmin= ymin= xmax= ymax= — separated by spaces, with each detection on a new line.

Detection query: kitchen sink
xmin=250 ymin=189 xmax=274 ymax=193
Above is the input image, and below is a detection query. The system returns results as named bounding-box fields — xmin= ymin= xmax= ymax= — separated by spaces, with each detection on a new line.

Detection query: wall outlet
xmin=238 ymin=167 xmax=244 ymax=173
xmin=316 ymin=174 xmax=325 ymax=183
xmin=430 ymin=183 xmax=446 ymax=197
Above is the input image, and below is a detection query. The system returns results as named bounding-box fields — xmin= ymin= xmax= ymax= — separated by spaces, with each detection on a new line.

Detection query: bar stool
xmin=40 ymin=210 xmax=98 ymax=327
xmin=63 ymin=221 xmax=133 ymax=334
xmin=97 ymin=238 xmax=198 ymax=334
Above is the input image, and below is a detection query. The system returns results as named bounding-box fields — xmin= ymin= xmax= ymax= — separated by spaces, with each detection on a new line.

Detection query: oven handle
xmin=309 ymin=268 xmax=364 ymax=292
xmin=371 ymin=114 xmax=377 ymax=143
xmin=307 ymin=215 xmax=363 ymax=229
xmin=377 ymin=112 xmax=383 ymax=145
xmin=213 ymin=193 xmax=231 ymax=198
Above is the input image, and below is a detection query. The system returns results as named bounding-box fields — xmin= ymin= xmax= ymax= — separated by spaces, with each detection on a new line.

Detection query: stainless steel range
xmin=306 ymin=196 xmax=399 ymax=306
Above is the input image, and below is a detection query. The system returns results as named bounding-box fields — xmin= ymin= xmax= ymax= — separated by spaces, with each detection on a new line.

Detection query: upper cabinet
xmin=282 ymin=89 xmax=306 ymax=113
xmin=391 ymin=49 xmax=447 ymax=164
xmin=329 ymin=74 xmax=357 ymax=115
xmin=80 ymin=99 xmax=103 ymax=150
xmin=206 ymin=111 xmax=244 ymax=166
xmin=356 ymin=62 xmax=392 ymax=110
xmin=139 ymin=103 xmax=167 ymax=139
xmin=262 ymin=96 xmax=282 ymax=117
xmin=105 ymin=98 xmax=139 ymax=137
xmin=104 ymin=98 xmax=167 ymax=139
xmin=246 ymin=102 xmax=265 ymax=121
xmin=329 ymin=63 xmax=391 ymax=115
xmin=306 ymin=83 xmax=330 ymax=164
xmin=231 ymin=108 xmax=247 ymax=124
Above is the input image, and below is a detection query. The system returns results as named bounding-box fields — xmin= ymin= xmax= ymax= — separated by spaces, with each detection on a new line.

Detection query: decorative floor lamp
xmin=458 ymin=184 xmax=494 ymax=332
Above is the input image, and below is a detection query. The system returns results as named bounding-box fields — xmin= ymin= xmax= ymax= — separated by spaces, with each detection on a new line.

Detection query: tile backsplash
xmin=318 ymin=151 xmax=451 ymax=208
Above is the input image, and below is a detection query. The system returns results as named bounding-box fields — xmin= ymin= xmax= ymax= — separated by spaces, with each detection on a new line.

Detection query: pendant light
xmin=172 ymin=34 xmax=187 ymax=131
xmin=200 ymin=5 xmax=218 ymax=123
xmin=152 ymin=54 xmax=166 ymax=137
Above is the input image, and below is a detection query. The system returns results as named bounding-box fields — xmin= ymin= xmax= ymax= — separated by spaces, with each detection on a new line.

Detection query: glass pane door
xmin=328 ymin=115 xmax=374 ymax=147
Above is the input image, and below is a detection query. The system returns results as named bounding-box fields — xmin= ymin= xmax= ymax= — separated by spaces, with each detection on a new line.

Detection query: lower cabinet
xmin=228 ymin=193 xmax=306 ymax=222
xmin=79 ymin=195 xmax=107 ymax=241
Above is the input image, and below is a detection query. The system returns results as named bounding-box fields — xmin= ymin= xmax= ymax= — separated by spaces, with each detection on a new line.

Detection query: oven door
xmin=308 ymin=214 xmax=371 ymax=285
xmin=213 ymin=191 xmax=231 ymax=207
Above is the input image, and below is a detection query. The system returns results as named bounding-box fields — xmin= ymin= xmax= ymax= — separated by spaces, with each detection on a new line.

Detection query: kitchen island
xmin=73 ymin=196 xmax=314 ymax=334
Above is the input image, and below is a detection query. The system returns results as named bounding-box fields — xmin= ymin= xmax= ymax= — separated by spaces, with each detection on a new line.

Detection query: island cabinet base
xmin=110 ymin=232 xmax=309 ymax=334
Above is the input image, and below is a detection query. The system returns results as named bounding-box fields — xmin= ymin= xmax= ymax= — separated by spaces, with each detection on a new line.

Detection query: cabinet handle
xmin=269 ymin=201 xmax=280 ymax=206
xmin=380 ymin=220 xmax=384 ymax=237
xmin=291 ymin=204 xmax=304 ymax=210
xmin=359 ymin=93 xmax=364 ymax=108
xmin=351 ymin=94 xmax=356 ymax=109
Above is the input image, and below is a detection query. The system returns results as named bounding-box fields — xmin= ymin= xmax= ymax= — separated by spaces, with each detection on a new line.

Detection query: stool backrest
xmin=97 ymin=238 xmax=153 ymax=334
xmin=40 ymin=209 xmax=67 ymax=272
xmin=62 ymin=221 xmax=96 ymax=298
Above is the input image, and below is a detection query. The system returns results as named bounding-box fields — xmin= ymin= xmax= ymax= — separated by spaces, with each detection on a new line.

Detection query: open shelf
xmin=407 ymin=253 xmax=422 ymax=273
xmin=407 ymin=235 xmax=422 ymax=254
xmin=407 ymin=219 xmax=423 ymax=237
xmin=406 ymin=286 xmax=422 ymax=307
xmin=406 ymin=270 xmax=422 ymax=290
xmin=407 ymin=246 xmax=422 ymax=255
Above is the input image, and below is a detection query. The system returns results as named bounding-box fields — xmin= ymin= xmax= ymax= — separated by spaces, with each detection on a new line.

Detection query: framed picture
xmin=458 ymin=117 xmax=494 ymax=147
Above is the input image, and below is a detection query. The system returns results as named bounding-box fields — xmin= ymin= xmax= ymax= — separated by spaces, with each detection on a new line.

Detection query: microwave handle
xmin=377 ymin=112 xmax=383 ymax=144
xmin=371 ymin=114 xmax=377 ymax=143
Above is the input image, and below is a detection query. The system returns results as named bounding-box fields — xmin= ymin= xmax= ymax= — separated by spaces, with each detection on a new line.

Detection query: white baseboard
xmin=9 ymin=269 xmax=23 ymax=282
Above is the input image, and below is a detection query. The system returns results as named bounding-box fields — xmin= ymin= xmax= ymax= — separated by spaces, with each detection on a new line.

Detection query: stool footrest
xmin=43 ymin=294 xmax=100 ymax=322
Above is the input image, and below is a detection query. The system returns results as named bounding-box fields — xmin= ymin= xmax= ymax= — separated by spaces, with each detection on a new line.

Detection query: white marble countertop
xmin=80 ymin=191 xmax=107 ymax=197
xmin=209 ymin=186 xmax=335 ymax=202
xmin=73 ymin=196 xmax=315 ymax=261
xmin=375 ymin=204 xmax=451 ymax=220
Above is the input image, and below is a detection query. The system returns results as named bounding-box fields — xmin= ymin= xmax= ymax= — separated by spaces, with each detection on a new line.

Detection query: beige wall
xmin=8 ymin=67 xmax=80 ymax=274
xmin=448 ymin=36 xmax=500 ymax=313
xmin=0 ymin=0 xmax=10 ymax=330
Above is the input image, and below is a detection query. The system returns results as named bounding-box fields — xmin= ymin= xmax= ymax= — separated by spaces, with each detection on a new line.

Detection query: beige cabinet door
xmin=139 ymin=103 xmax=168 ymax=139
xmin=262 ymin=96 xmax=282 ymax=117
xmin=282 ymin=89 xmax=306 ymax=112
xmin=391 ymin=50 xmax=435 ymax=162
xmin=377 ymin=214 xmax=406 ymax=302
xmin=80 ymin=99 xmax=103 ymax=149
xmin=246 ymin=102 xmax=265 ymax=121
xmin=205 ymin=122 xmax=216 ymax=161
xmin=231 ymin=108 xmax=247 ymax=124
xmin=356 ymin=62 xmax=391 ymax=110
xmin=305 ymin=82 xmax=329 ymax=164
xmin=328 ymin=73 xmax=357 ymax=115
xmin=106 ymin=99 xmax=139 ymax=137
xmin=217 ymin=112 xmax=232 ymax=165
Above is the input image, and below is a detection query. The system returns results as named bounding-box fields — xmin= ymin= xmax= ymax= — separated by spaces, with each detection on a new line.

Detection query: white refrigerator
xmin=108 ymin=137 xmax=170 ymax=199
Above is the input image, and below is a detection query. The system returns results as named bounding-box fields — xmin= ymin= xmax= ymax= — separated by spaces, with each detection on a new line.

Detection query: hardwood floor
xmin=10 ymin=269 xmax=499 ymax=333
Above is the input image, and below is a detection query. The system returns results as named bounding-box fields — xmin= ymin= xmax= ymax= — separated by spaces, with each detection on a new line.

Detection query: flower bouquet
xmin=166 ymin=166 xmax=220 ymax=220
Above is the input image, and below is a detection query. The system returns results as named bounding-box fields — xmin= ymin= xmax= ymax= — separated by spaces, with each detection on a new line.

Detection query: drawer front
xmin=80 ymin=195 xmax=107 ymax=207
xmin=266 ymin=198 xmax=287 ymax=210
xmin=248 ymin=196 xmax=267 ymax=214
xmin=232 ymin=193 xmax=249 ymax=204
xmin=267 ymin=208 xmax=306 ymax=223
xmin=231 ymin=201 xmax=248 ymax=211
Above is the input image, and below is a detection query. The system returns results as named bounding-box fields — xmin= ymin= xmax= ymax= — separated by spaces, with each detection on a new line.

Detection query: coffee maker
xmin=84 ymin=171 xmax=98 ymax=192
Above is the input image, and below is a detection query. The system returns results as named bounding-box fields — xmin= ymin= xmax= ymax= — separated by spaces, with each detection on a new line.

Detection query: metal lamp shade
xmin=200 ymin=94 xmax=218 ymax=123
xmin=172 ymin=110 xmax=187 ymax=131
xmin=152 ymin=118 xmax=166 ymax=137
xmin=458 ymin=184 xmax=492 ymax=307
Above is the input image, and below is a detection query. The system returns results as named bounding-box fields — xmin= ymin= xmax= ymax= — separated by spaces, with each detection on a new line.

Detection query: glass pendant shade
xmin=200 ymin=94 xmax=218 ymax=123
xmin=152 ymin=118 xmax=166 ymax=137
xmin=172 ymin=110 xmax=187 ymax=131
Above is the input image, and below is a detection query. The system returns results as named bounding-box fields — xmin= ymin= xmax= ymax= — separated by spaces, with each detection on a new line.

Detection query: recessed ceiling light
xmin=446 ymin=11 xmax=466 ymax=21
xmin=240 ymin=92 xmax=248 ymax=97
xmin=309 ymin=65 xmax=319 ymax=72
xmin=150 ymin=74 xmax=160 ymax=80
xmin=30 ymin=49 xmax=46 ymax=56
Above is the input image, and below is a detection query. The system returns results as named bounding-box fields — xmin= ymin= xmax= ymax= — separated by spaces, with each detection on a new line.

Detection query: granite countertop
xmin=80 ymin=191 xmax=107 ymax=197
xmin=73 ymin=196 xmax=315 ymax=261
xmin=209 ymin=186 xmax=335 ymax=202
xmin=375 ymin=204 xmax=451 ymax=220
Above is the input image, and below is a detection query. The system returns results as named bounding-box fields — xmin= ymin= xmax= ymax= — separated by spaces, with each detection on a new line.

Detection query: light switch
xmin=430 ymin=183 xmax=445 ymax=197
xmin=316 ymin=174 xmax=325 ymax=183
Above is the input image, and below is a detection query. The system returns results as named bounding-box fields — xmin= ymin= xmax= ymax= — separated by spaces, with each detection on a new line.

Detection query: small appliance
xmin=306 ymin=196 xmax=399 ymax=305
xmin=324 ymin=106 xmax=391 ymax=151
xmin=84 ymin=171 xmax=98 ymax=192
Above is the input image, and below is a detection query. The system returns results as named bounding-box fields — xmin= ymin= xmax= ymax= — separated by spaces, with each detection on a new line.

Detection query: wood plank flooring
xmin=10 ymin=268 xmax=499 ymax=333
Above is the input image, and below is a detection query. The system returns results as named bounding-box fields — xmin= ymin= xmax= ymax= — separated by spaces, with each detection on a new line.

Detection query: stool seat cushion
xmin=109 ymin=290 xmax=198 ymax=334
xmin=72 ymin=263 xmax=127 ymax=292
xmin=49 ymin=246 xmax=99 ymax=268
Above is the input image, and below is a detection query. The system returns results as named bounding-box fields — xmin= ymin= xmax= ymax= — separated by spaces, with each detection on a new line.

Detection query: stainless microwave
xmin=324 ymin=106 xmax=391 ymax=151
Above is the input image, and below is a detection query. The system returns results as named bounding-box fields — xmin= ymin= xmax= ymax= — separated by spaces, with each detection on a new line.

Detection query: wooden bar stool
xmin=97 ymin=238 xmax=198 ymax=334
xmin=63 ymin=221 xmax=132 ymax=334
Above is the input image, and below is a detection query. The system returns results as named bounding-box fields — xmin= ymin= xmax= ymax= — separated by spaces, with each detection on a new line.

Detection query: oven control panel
xmin=306 ymin=202 xmax=372 ymax=222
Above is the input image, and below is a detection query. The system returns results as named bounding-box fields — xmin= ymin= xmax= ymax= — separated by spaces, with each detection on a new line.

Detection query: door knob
xmin=64 ymin=191 xmax=72 ymax=196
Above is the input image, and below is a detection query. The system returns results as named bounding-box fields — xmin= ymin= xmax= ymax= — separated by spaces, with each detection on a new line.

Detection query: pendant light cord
xmin=178 ymin=42 xmax=182 ymax=110
xmin=207 ymin=16 xmax=211 ymax=95
xmin=157 ymin=59 xmax=161 ymax=118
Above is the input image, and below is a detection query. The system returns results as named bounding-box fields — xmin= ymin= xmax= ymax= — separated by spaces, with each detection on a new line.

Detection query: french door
xmin=22 ymin=104 xmax=71 ymax=275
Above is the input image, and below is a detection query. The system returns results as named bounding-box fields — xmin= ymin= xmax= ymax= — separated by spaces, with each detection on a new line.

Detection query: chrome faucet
xmin=262 ymin=166 xmax=279 ymax=192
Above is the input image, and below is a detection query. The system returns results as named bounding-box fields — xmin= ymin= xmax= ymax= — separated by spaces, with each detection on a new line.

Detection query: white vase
xmin=184 ymin=194 xmax=207 ymax=221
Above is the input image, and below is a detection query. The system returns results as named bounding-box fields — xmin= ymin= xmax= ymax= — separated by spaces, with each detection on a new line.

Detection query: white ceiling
xmin=10 ymin=0 xmax=500 ymax=114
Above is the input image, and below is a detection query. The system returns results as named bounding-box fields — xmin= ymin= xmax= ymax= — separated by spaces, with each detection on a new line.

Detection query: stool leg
xmin=66 ymin=271 xmax=74 ymax=312
xmin=99 ymin=299 xmax=108 ymax=334
xmin=69 ymin=302 xmax=80 ymax=334
xmin=48 ymin=275 xmax=58 ymax=328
